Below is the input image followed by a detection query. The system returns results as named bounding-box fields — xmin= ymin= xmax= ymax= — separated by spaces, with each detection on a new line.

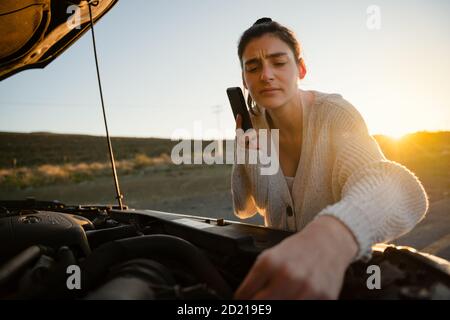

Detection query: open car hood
xmin=0 ymin=0 xmax=118 ymax=81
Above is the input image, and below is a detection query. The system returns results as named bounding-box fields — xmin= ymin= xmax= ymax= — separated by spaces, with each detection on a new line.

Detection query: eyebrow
xmin=244 ymin=52 xmax=288 ymax=66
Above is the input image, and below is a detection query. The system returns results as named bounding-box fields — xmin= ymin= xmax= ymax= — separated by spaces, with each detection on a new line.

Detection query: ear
xmin=241 ymin=71 xmax=248 ymax=89
xmin=298 ymin=58 xmax=307 ymax=80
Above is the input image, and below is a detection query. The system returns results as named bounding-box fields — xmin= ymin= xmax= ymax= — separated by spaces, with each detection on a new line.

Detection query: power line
xmin=0 ymin=100 xmax=158 ymax=109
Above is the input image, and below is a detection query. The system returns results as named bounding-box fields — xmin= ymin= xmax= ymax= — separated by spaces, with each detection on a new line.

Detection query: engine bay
xmin=0 ymin=199 xmax=449 ymax=300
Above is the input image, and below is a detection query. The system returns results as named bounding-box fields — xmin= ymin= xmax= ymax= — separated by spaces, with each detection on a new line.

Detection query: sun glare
xmin=386 ymin=131 xmax=406 ymax=141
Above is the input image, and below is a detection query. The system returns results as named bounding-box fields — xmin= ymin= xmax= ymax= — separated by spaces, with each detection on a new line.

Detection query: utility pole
xmin=211 ymin=105 xmax=223 ymax=157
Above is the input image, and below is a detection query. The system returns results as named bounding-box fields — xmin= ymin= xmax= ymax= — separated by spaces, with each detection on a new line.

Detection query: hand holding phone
xmin=227 ymin=87 xmax=253 ymax=131
xmin=227 ymin=87 xmax=260 ymax=150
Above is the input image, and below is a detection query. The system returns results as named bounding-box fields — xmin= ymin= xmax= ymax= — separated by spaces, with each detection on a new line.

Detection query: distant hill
xmin=374 ymin=131 xmax=449 ymax=182
xmin=375 ymin=131 xmax=450 ymax=202
xmin=0 ymin=132 xmax=180 ymax=168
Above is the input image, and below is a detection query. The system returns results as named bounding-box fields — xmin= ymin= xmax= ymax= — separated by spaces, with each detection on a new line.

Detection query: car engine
xmin=1 ymin=199 xmax=449 ymax=300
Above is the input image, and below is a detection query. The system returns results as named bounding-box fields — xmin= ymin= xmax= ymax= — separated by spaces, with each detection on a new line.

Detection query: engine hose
xmin=81 ymin=234 xmax=233 ymax=298
xmin=84 ymin=259 xmax=176 ymax=300
xmin=0 ymin=245 xmax=49 ymax=288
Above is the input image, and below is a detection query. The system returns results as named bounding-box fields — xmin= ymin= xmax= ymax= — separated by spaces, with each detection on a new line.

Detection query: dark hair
xmin=237 ymin=18 xmax=302 ymax=115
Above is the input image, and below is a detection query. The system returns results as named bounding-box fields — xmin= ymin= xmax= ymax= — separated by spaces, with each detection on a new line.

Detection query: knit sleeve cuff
xmin=316 ymin=199 xmax=374 ymax=262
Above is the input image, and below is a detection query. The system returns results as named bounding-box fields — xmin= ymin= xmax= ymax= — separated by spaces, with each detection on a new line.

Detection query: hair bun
xmin=253 ymin=17 xmax=272 ymax=25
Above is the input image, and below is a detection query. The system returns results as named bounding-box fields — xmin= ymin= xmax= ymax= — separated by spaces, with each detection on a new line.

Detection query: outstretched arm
xmin=234 ymin=99 xmax=428 ymax=300
xmin=316 ymin=100 xmax=429 ymax=261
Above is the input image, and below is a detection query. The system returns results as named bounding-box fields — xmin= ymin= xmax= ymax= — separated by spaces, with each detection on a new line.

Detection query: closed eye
xmin=246 ymin=65 xmax=259 ymax=73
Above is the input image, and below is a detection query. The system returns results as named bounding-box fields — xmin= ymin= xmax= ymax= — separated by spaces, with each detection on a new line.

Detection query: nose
xmin=260 ymin=63 xmax=274 ymax=82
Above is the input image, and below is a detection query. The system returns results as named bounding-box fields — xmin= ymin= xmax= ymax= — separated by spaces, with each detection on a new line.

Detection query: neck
xmin=266 ymin=89 xmax=304 ymax=139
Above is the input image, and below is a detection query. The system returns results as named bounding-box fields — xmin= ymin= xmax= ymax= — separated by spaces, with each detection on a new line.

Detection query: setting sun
xmin=382 ymin=129 xmax=408 ymax=141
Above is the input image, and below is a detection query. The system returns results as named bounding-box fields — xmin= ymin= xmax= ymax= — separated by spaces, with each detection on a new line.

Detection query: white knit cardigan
xmin=231 ymin=90 xmax=429 ymax=260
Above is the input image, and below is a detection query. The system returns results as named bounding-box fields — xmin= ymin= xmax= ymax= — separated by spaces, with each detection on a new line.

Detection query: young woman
xmin=231 ymin=18 xmax=428 ymax=299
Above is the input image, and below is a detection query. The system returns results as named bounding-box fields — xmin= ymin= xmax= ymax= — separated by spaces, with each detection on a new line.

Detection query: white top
xmin=285 ymin=176 xmax=295 ymax=197
xmin=231 ymin=90 xmax=429 ymax=261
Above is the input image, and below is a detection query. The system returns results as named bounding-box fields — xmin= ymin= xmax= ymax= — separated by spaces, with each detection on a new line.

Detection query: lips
xmin=260 ymin=88 xmax=281 ymax=94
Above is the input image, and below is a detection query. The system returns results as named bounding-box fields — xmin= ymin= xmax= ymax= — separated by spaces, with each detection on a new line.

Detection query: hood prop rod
xmin=87 ymin=0 xmax=124 ymax=210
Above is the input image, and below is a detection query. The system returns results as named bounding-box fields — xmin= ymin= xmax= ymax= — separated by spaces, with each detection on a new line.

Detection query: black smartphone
xmin=226 ymin=87 xmax=253 ymax=131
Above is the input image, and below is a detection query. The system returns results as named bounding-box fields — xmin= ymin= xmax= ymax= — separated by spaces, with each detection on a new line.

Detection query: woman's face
xmin=241 ymin=34 xmax=305 ymax=110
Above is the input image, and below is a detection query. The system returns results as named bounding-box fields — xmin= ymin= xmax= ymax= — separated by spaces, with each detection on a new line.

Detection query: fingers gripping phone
xmin=226 ymin=87 xmax=253 ymax=131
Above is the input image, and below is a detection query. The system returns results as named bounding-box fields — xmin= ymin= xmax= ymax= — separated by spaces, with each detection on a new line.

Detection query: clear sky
xmin=1 ymin=0 xmax=449 ymax=139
